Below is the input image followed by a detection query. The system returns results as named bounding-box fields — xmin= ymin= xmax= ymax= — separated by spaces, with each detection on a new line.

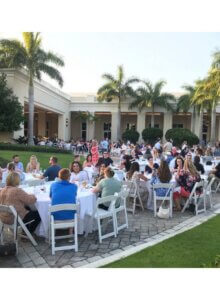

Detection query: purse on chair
xmin=157 ymin=187 xmax=172 ymax=219
xmin=0 ymin=213 xmax=18 ymax=257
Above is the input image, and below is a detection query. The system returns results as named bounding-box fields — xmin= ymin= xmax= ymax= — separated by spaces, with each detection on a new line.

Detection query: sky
xmin=1 ymin=32 xmax=220 ymax=94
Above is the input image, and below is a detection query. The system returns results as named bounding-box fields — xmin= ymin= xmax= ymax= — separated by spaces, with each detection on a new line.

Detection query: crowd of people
xmin=1 ymin=137 xmax=220 ymax=237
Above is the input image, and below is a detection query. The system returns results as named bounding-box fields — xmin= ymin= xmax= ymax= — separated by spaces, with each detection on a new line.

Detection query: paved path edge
xmin=80 ymin=204 xmax=220 ymax=268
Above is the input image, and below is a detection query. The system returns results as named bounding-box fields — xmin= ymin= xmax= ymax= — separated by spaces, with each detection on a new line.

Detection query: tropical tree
xmin=97 ymin=65 xmax=139 ymax=141
xmin=176 ymin=85 xmax=197 ymax=132
xmin=129 ymin=80 xmax=175 ymax=128
xmin=0 ymin=32 xmax=64 ymax=145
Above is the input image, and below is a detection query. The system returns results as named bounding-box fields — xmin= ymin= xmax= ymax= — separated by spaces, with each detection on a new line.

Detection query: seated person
xmin=193 ymin=155 xmax=205 ymax=175
xmin=37 ymin=156 xmax=61 ymax=181
xmin=50 ymin=168 xmax=77 ymax=223
xmin=120 ymin=154 xmax=133 ymax=172
xmin=96 ymin=151 xmax=113 ymax=167
xmin=92 ymin=167 xmax=122 ymax=210
xmin=26 ymin=155 xmax=40 ymax=173
xmin=174 ymin=160 xmax=201 ymax=211
xmin=11 ymin=154 xmax=25 ymax=182
xmin=145 ymin=156 xmax=159 ymax=174
xmin=93 ymin=163 xmax=106 ymax=185
xmin=150 ymin=160 xmax=172 ymax=196
xmin=69 ymin=161 xmax=89 ymax=183
xmin=2 ymin=163 xmax=16 ymax=184
xmin=0 ymin=172 xmax=41 ymax=233
xmin=171 ymin=156 xmax=184 ymax=174
xmin=208 ymin=161 xmax=220 ymax=181
xmin=83 ymin=154 xmax=93 ymax=168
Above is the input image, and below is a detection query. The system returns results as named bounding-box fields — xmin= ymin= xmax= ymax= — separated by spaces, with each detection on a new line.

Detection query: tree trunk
xmin=28 ymin=77 xmax=35 ymax=146
xmin=151 ymin=105 xmax=155 ymax=128
xmin=210 ymin=100 xmax=216 ymax=146
xmin=198 ymin=104 xmax=203 ymax=143
xmin=191 ymin=106 xmax=196 ymax=133
xmin=116 ymin=99 xmax=121 ymax=141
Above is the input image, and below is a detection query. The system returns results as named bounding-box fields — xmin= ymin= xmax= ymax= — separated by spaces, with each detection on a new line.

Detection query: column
xmin=194 ymin=112 xmax=200 ymax=138
xmin=87 ymin=112 xmax=95 ymax=140
xmin=218 ymin=117 xmax=220 ymax=141
xmin=111 ymin=112 xmax=118 ymax=142
xmin=37 ymin=111 xmax=46 ymax=137
xmin=58 ymin=111 xmax=71 ymax=141
xmin=163 ymin=111 xmax=173 ymax=141
xmin=136 ymin=112 xmax=146 ymax=142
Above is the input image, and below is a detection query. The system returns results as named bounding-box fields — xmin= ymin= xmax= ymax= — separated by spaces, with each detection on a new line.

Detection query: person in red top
xmin=91 ymin=140 xmax=99 ymax=165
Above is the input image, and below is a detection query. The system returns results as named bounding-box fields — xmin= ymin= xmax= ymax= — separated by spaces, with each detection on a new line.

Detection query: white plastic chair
xmin=152 ymin=183 xmax=174 ymax=218
xmin=204 ymin=177 xmax=215 ymax=209
xmin=114 ymin=190 xmax=129 ymax=233
xmin=125 ymin=179 xmax=144 ymax=215
xmin=49 ymin=203 xmax=78 ymax=255
xmin=181 ymin=181 xmax=205 ymax=215
xmin=0 ymin=205 xmax=18 ymax=254
xmin=95 ymin=195 xmax=117 ymax=243
xmin=0 ymin=204 xmax=36 ymax=248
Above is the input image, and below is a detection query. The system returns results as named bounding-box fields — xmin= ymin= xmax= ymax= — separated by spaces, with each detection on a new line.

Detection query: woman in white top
xmin=69 ymin=161 xmax=89 ymax=183
xmin=26 ymin=155 xmax=40 ymax=173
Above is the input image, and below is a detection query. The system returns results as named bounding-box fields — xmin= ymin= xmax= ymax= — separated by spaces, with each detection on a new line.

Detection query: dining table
xmin=22 ymin=182 xmax=97 ymax=238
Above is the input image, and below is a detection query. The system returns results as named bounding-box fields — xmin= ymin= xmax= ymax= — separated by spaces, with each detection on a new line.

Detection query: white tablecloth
xmin=22 ymin=183 xmax=97 ymax=238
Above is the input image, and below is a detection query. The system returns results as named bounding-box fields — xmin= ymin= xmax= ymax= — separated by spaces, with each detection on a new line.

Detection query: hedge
xmin=0 ymin=143 xmax=71 ymax=154
xmin=142 ymin=127 xmax=163 ymax=145
xmin=165 ymin=128 xmax=199 ymax=147
xmin=122 ymin=128 xmax=140 ymax=144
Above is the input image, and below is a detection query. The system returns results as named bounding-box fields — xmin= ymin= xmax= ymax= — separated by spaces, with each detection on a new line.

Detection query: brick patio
xmin=1 ymin=193 xmax=219 ymax=268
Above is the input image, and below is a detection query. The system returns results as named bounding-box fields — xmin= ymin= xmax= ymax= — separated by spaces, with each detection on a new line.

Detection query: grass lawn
xmin=0 ymin=150 xmax=84 ymax=170
xmin=105 ymin=215 xmax=220 ymax=268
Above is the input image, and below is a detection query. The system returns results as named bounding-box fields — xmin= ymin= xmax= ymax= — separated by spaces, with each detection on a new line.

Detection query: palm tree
xmin=97 ymin=65 xmax=139 ymax=141
xmin=0 ymin=32 xmax=64 ymax=145
xmin=176 ymin=85 xmax=197 ymax=132
xmin=129 ymin=80 xmax=175 ymax=128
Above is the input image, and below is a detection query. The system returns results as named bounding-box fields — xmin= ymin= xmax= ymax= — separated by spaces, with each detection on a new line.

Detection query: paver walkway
xmin=1 ymin=193 xmax=219 ymax=268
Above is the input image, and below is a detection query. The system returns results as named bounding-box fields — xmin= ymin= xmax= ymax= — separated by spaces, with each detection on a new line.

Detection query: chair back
xmin=50 ymin=203 xmax=78 ymax=214
xmin=189 ymin=181 xmax=204 ymax=200
xmin=152 ymin=183 xmax=174 ymax=200
xmin=0 ymin=182 xmax=5 ymax=188
xmin=114 ymin=190 xmax=129 ymax=207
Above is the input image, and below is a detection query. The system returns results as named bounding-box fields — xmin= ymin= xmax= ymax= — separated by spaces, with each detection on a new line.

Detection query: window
xmin=24 ymin=120 xmax=28 ymax=137
xmin=103 ymin=122 xmax=111 ymax=139
xmin=46 ymin=121 xmax=49 ymax=137
xmin=149 ymin=124 xmax=159 ymax=128
xmin=126 ymin=123 xmax=136 ymax=130
xmin=81 ymin=122 xmax=87 ymax=140
xmin=173 ymin=124 xmax=183 ymax=129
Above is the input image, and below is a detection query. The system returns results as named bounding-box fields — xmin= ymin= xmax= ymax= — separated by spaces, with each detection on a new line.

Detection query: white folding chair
xmin=114 ymin=190 xmax=129 ymax=233
xmin=95 ymin=195 xmax=117 ymax=243
xmin=204 ymin=177 xmax=215 ymax=209
xmin=49 ymin=204 xmax=78 ymax=255
xmin=0 ymin=205 xmax=18 ymax=254
xmin=181 ymin=181 xmax=206 ymax=215
xmin=152 ymin=183 xmax=174 ymax=218
xmin=125 ymin=180 xmax=144 ymax=215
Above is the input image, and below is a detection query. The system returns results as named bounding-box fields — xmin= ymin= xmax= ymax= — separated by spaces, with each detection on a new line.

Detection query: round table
xmin=22 ymin=182 xmax=97 ymax=238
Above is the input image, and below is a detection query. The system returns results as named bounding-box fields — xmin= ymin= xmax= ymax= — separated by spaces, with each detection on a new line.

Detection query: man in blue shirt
xmin=42 ymin=156 xmax=61 ymax=181
xmin=12 ymin=155 xmax=25 ymax=182
xmin=50 ymin=168 xmax=78 ymax=220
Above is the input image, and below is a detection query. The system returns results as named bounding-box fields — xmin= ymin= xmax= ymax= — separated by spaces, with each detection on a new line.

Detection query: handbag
xmin=157 ymin=186 xmax=172 ymax=219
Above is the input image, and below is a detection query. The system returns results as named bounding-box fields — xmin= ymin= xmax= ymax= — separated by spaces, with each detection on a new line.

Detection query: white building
xmin=1 ymin=68 xmax=220 ymax=143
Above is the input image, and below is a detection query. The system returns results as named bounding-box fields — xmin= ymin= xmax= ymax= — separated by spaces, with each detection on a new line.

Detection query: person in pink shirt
xmin=91 ymin=140 xmax=99 ymax=165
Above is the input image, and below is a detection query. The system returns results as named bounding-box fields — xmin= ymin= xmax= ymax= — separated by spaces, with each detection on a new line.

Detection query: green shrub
xmin=0 ymin=157 xmax=10 ymax=168
xmin=142 ymin=127 xmax=163 ymax=145
xmin=165 ymin=128 xmax=199 ymax=147
xmin=122 ymin=128 xmax=140 ymax=144
xmin=0 ymin=143 xmax=71 ymax=154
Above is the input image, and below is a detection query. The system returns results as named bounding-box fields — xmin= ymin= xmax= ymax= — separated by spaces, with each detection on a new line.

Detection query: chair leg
xmin=114 ymin=211 xmax=118 ymax=234
xmin=0 ymin=223 xmax=4 ymax=245
xmin=97 ymin=218 xmax=102 ymax=243
xmin=124 ymin=208 xmax=128 ymax=229
xmin=113 ymin=215 xmax=117 ymax=238
xmin=132 ymin=197 xmax=136 ymax=215
xmin=19 ymin=220 xmax=37 ymax=246
xmin=170 ymin=200 xmax=172 ymax=218
xmin=154 ymin=199 xmax=157 ymax=217
xmin=51 ymin=224 xmax=55 ymax=255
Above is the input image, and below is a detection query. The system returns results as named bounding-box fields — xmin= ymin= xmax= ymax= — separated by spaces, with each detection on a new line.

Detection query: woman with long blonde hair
xmin=26 ymin=155 xmax=40 ymax=173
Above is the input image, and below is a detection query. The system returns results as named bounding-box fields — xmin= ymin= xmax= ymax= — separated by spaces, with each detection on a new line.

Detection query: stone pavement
xmin=1 ymin=193 xmax=220 ymax=268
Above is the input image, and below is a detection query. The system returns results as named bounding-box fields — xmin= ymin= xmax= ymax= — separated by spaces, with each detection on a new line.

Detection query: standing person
xmin=37 ymin=157 xmax=61 ymax=181
xmin=163 ymin=139 xmax=173 ymax=153
xmin=26 ymin=155 xmax=40 ymax=173
xmin=100 ymin=138 xmax=109 ymax=154
xmin=0 ymin=172 xmax=41 ymax=233
xmin=154 ymin=138 xmax=161 ymax=150
xmin=91 ymin=140 xmax=99 ymax=165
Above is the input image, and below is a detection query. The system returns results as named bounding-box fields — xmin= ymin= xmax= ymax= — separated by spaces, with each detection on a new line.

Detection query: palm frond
xmin=38 ymin=63 xmax=63 ymax=87
xmin=45 ymin=51 xmax=64 ymax=66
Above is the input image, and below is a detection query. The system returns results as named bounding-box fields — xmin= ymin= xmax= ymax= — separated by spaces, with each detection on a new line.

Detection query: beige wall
xmin=173 ymin=114 xmax=191 ymax=130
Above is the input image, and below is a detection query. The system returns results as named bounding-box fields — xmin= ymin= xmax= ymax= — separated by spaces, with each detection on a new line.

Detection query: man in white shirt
xmin=163 ymin=139 xmax=173 ymax=152
xmin=154 ymin=138 xmax=161 ymax=150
